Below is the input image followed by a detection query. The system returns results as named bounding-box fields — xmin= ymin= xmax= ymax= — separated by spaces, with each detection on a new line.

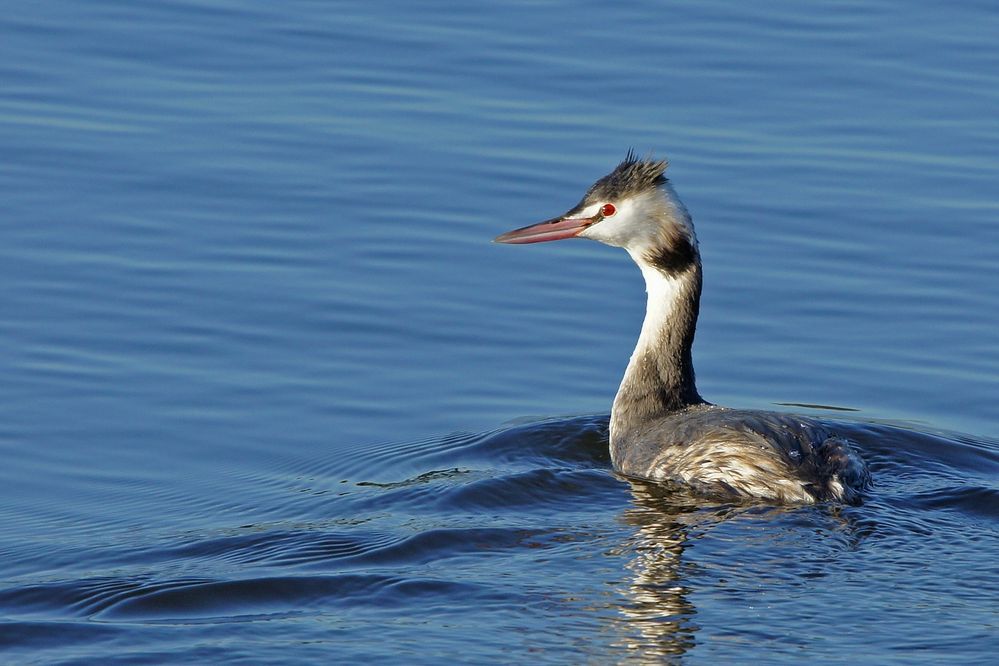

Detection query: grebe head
xmin=494 ymin=151 xmax=698 ymax=275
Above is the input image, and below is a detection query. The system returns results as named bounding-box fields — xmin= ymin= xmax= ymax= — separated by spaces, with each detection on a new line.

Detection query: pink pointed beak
xmin=493 ymin=215 xmax=598 ymax=244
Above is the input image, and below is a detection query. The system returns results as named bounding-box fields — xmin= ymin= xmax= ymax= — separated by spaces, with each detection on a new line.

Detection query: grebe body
xmin=495 ymin=152 xmax=870 ymax=503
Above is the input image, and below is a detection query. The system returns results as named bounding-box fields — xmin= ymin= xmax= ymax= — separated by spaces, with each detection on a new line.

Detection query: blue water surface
xmin=2 ymin=0 xmax=998 ymax=662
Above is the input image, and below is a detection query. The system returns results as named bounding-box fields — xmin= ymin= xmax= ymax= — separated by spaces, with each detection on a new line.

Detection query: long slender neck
xmin=610 ymin=258 xmax=704 ymax=441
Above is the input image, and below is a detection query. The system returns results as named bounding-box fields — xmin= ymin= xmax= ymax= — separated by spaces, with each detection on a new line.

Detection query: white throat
xmin=627 ymin=258 xmax=685 ymax=366
xmin=610 ymin=254 xmax=703 ymax=443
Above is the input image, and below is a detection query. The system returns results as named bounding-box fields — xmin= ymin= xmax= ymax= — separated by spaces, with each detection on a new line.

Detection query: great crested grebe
xmin=495 ymin=152 xmax=870 ymax=504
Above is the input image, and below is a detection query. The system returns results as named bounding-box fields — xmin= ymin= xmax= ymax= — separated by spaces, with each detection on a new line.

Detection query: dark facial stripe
xmin=644 ymin=235 xmax=697 ymax=276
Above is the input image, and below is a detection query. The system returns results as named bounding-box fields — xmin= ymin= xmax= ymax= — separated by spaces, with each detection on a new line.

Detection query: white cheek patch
xmin=578 ymin=187 xmax=697 ymax=261
xmin=579 ymin=191 xmax=661 ymax=250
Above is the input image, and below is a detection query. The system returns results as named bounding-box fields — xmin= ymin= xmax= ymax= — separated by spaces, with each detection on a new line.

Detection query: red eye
xmin=600 ymin=203 xmax=617 ymax=217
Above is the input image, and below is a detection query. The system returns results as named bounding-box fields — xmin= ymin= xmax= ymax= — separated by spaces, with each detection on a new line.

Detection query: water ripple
xmin=0 ymin=573 xmax=512 ymax=622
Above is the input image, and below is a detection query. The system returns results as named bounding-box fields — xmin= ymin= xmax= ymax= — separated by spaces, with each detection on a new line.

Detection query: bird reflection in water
xmin=608 ymin=479 xmax=707 ymax=660
xmin=609 ymin=477 xmax=863 ymax=661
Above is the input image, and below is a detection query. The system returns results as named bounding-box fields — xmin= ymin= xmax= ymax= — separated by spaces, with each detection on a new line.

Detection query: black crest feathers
xmin=582 ymin=150 xmax=669 ymax=206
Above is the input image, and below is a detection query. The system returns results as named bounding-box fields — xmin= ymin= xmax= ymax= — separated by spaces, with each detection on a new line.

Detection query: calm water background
xmin=2 ymin=0 xmax=999 ymax=662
